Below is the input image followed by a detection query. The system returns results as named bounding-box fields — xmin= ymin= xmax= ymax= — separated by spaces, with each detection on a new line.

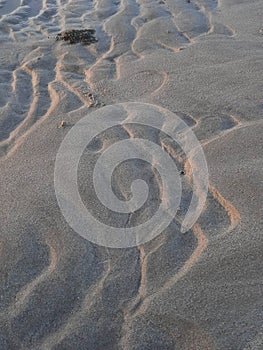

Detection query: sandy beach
xmin=0 ymin=0 xmax=263 ymax=349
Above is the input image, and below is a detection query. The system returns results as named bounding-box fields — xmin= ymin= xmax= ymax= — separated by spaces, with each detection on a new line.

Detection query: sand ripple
xmin=0 ymin=0 xmax=262 ymax=348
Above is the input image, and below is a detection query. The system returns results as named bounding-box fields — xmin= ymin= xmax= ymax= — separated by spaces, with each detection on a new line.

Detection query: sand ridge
xmin=0 ymin=0 xmax=263 ymax=349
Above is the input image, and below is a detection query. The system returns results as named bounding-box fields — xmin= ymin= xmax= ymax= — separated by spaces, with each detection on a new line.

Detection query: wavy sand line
xmin=0 ymin=42 xmax=60 ymax=157
xmin=194 ymin=0 xmax=213 ymax=36
xmin=0 ymin=66 xmax=38 ymax=156
xmin=0 ymin=0 xmax=20 ymax=17
xmin=38 ymin=258 xmax=112 ymax=349
xmin=126 ymin=231 xmax=166 ymax=312
xmin=163 ymin=1 xmax=206 ymax=43
xmin=157 ymin=40 xmax=185 ymax=53
xmin=120 ymin=237 xmax=166 ymax=348
xmin=86 ymin=0 xmax=140 ymax=84
xmin=184 ymin=113 xmax=241 ymax=233
xmin=161 ymin=140 xmax=185 ymax=164
xmin=151 ymin=70 xmax=169 ymax=94
xmin=0 ymin=0 xmax=47 ymax=40
xmin=55 ymin=54 xmax=87 ymax=106
xmin=0 ymin=74 xmax=60 ymax=160
xmin=195 ymin=0 xmax=236 ymax=37
xmin=121 ymin=123 xmax=135 ymax=139
xmin=85 ymin=35 xmax=115 ymax=88
xmin=200 ymin=115 xmax=242 ymax=148
xmin=120 ymin=222 xmax=208 ymax=346
xmin=0 ymin=67 xmax=32 ymax=142
xmin=130 ymin=0 xmax=184 ymax=58
xmin=172 ymin=17 xmax=193 ymax=44
xmin=119 ymin=115 xmax=212 ymax=322
xmin=130 ymin=27 xmax=145 ymax=59
xmin=154 ymin=224 xmax=207 ymax=297
xmin=136 ymin=245 xmax=147 ymax=300
xmin=131 ymin=2 xmax=191 ymax=55
xmin=184 ymin=161 xmax=240 ymax=233
xmin=1 ymin=241 xmax=58 ymax=321
xmin=0 ymin=82 xmax=58 ymax=159
xmin=115 ymin=55 xmax=122 ymax=80
xmin=204 ymin=119 xmax=263 ymax=149
xmin=209 ymin=185 xmax=240 ymax=232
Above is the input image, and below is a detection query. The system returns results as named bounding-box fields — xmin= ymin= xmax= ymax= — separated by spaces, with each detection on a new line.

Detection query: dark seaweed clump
xmin=55 ymin=29 xmax=97 ymax=45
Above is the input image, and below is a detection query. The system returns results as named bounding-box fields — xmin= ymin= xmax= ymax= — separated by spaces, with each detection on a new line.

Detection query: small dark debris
xmin=55 ymin=29 xmax=97 ymax=45
xmin=85 ymin=92 xmax=97 ymax=107
xmin=82 ymin=90 xmax=105 ymax=108
xmin=180 ymin=170 xmax=186 ymax=175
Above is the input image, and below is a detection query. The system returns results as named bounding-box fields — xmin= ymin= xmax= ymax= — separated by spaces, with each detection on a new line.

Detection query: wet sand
xmin=0 ymin=0 xmax=263 ymax=349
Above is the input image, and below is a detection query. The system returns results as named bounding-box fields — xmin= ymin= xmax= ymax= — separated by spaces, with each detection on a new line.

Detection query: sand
xmin=0 ymin=0 xmax=263 ymax=349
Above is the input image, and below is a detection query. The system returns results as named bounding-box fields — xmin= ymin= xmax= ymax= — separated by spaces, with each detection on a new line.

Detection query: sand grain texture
xmin=0 ymin=0 xmax=263 ymax=349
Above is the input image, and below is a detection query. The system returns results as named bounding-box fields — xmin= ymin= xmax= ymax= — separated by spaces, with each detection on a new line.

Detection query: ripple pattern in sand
xmin=1 ymin=0 xmax=261 ymax=349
